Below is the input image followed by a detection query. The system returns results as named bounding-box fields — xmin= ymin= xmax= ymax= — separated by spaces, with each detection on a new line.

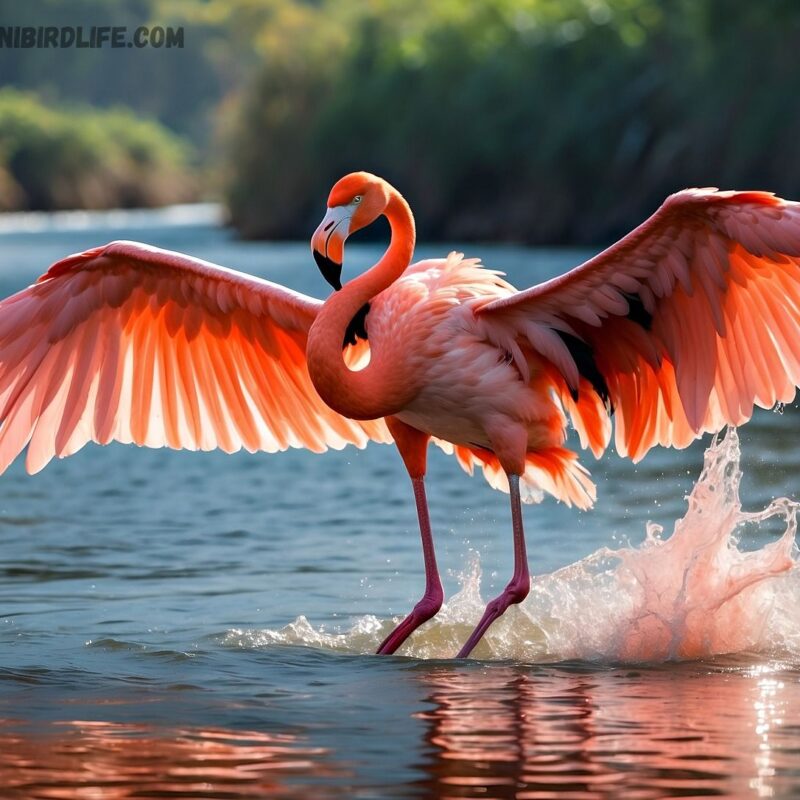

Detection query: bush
xmin=0 ymin=89 xmax=198 ymax=211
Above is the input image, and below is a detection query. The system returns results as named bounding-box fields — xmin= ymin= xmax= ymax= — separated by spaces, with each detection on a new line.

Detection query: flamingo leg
xmin=376 ymin=475 xmax=443 ymax=655
xmin=377 ymin=417 xmax=443 ymax=656
xmin=456 ymin=473 xmax=530 ymax=658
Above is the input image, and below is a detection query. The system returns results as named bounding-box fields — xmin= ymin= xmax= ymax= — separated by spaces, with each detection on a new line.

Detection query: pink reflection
xmin=2 ymin=664 xmax=800 ymax=798
xmin=0 ymin=719 xmax=343 ymax=799
xmin=414 ymin=662 xmax=800 ymax=799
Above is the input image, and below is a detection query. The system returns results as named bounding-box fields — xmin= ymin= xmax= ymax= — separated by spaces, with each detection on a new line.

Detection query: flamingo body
xmin=2 ymin=172 xmax=800 ymax=657
xmin=369 ymin=253 xmax=589 ymax=505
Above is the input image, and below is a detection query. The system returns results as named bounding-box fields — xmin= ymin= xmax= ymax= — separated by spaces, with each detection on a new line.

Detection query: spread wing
xmin=0 ymin=240 xmax=390 ymax=473
xmin=476 ymin=189 xmax=800 ymax=461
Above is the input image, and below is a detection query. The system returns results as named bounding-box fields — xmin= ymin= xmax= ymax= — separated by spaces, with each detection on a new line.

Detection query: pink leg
xmin=457 ymin=474 xmax=530 ymax=658
xmin=376 ymin=476 xmax=443 ymax=655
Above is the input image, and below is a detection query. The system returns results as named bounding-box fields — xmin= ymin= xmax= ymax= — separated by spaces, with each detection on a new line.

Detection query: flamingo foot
xmin=456 ymin=574 xmax=530 ymax=658
xmin=376 ymin=587 xmax=443 ymax=655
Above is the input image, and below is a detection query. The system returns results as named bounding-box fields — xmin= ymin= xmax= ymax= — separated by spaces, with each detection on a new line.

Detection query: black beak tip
xmin=313 ymin=249 xmax=343 ymax=291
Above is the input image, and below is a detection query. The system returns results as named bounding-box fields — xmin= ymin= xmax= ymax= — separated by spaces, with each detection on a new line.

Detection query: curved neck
xmin=307 ymin=192 xmax=416 ymax=419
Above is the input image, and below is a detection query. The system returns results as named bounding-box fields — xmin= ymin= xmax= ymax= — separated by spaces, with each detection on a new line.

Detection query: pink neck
xmin=307 ymin=192 xmax=416 ymax=419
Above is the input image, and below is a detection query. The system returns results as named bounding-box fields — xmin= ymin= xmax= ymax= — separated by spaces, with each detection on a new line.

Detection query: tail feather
xmin=432 ymin=438 xmax=596 ymax=510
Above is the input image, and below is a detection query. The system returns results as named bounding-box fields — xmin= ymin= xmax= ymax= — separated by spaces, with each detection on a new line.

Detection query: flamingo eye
xmin=353 ymin=195 xmax=362 ymax=204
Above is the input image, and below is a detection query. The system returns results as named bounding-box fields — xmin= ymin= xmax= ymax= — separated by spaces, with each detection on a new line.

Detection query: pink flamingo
xmin=1 ymin=172 xmax=800 ymax=658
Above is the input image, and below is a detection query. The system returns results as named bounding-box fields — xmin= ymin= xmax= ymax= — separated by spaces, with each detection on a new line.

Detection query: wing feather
xmin=0 ymin=240 xmax=391 ymax=473
xmin=478 ymin=189 xmax=800 ymax=460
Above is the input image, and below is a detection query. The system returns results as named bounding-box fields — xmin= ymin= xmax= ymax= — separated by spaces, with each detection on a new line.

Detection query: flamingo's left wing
xmin=476 ymin=189 xmax=800 ymax=461
xmin=0 ymin=240 xmax=391 ymax=475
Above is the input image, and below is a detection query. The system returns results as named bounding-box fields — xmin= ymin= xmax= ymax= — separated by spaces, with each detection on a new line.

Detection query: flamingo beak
xmin=311 ymin=206 xmax=352 ymax=290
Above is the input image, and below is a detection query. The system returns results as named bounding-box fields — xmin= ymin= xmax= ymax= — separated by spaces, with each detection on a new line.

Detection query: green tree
xmin=224 ymin=0 xmax=800 ymax=243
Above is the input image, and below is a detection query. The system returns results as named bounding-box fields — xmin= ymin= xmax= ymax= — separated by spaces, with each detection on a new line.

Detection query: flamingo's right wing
xmin=0 ymin=240 xmax=391 ymax=474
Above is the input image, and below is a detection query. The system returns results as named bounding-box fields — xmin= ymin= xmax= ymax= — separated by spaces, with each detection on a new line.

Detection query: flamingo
xmin=1 ymin=172 xmax=800 ymax=658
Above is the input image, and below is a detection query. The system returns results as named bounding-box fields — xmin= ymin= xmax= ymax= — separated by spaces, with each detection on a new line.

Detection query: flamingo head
xmin=311 ymin=172 xmax=390 ymax=290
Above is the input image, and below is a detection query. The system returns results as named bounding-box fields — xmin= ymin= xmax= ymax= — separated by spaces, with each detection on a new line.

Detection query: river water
xmin=1 ymin=207 xmax=799 ymax=798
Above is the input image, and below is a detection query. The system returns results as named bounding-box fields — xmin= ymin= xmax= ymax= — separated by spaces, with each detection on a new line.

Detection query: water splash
xmin=224 ymin=429 xmax=800 ymax=663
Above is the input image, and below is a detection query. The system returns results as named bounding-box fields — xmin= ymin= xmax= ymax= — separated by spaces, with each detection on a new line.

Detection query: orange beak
xmin=311 ymin=206 xmax=352 ymax=290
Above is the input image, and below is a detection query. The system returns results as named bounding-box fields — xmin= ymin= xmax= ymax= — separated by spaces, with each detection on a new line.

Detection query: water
xmin=1 ymin=207 xmax=800 ymax=797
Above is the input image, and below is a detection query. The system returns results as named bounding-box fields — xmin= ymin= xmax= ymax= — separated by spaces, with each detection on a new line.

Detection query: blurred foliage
xmin=0 ymin=89 xmax=197 ymax=210
xmin=0 ymin=0 xmax=281 ymax=208
xmin=225 ymin=0 xmax=800 ymax=243
xmin=0 ymin=0 xmax=230 ymax=146
xmin=3 ymin=0 xmax=800 ymax=240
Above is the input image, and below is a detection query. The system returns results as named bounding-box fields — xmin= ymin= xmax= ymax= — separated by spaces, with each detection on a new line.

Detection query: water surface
xmin=0 ymin=207 xmax=799 ymax=798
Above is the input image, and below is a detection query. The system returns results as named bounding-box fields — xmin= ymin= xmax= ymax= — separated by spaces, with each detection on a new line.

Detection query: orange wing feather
xmin=477 ymin=189 xmax=800 ymax=461
xmin=0 ymin=240 xmax=390 ymax=474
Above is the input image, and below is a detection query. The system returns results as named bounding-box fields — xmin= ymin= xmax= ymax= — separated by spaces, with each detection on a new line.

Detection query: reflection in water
xmin=0 ymin=720 xmax=342 ymax=799
xmin=412 ymin=661 xmax=800 ymax=799
xmin=3 ymin=664 xmax=800 ymax=798
xmin=4 ymin=563 xmax=799 ymax=793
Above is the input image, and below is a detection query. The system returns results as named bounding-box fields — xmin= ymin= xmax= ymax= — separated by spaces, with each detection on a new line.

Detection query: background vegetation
xmin=0 ymin=89 xmax=196 ymax=210
xmin=2 ymin=0 xmax=800 ymax=244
